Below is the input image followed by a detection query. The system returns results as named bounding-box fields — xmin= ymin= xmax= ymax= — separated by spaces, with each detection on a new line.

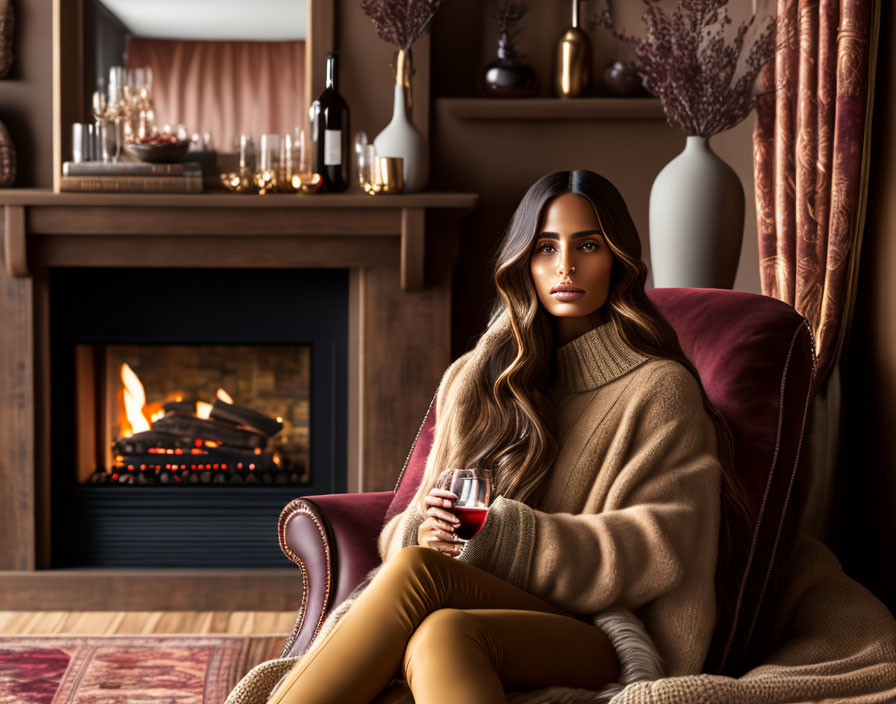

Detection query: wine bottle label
xmin=324 ymin=130 xmax=342 ymax=166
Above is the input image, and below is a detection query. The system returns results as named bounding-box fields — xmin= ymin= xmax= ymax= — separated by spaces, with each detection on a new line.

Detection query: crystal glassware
xmin=71 ymin=123 xmax=87 ymax=163
xmin=354 ymin=130 xmax=369 ymax=189
xmin=221 ymin=133 xmax=257 ymax=193
xmin=437 ymin=468 xmax=493 ymax=554
xmin=255 ymin=134 xmax=281 ymax=194
xmin=292 ymin=123 xmax=322 ymax=194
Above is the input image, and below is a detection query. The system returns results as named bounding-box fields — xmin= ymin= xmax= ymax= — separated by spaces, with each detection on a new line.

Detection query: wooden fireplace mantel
xmin=0 ymin=189 xmax=478 ymax=290
xmin=0 ymin=188 xmax=476 ymax=609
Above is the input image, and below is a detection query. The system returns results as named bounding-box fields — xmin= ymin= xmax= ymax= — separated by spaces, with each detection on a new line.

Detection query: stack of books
xmin=61 ymin=161 xmax=204 ymax=193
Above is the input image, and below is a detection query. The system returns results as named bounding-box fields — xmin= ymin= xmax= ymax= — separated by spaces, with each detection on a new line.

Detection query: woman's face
xmin=529 ymin=193 xmax=614 ymax=340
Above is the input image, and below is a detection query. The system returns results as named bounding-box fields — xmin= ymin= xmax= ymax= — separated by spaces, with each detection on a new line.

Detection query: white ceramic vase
xmin=373 ymin=50 xmax=428 ymax=193
xmin=649 ymin=135 xmax=745 ymax=289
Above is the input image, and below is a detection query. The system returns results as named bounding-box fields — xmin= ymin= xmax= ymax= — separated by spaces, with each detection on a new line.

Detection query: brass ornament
xmin=553 ymin=0 xmax=592 ymax=98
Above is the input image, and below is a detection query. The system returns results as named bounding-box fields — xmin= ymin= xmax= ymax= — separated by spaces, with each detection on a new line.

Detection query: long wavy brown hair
xmin=414 ymin=169 xmax=750 ymax=618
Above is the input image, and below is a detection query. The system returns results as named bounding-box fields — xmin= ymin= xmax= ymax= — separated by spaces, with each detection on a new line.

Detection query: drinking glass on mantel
xmin=437 ymin=467 xmax=493 ymax=555
xmin=255 ymin=133 xmax=281 ymax=194
xmin=291 ymin=124 xmax=322 ymax=194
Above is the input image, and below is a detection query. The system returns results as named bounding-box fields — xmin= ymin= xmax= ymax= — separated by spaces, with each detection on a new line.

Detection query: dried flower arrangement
xmin=601 ymin=0 xmax=776 ymax=137
xmin=360 ymin=0 xmax=442 ymax=51
xmin=492 ymin=0 xmax=529 ymax=61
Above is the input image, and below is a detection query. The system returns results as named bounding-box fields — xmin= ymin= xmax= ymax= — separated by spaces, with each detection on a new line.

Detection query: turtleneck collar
xmin=553 ymin=322 xmax=649 ymax=393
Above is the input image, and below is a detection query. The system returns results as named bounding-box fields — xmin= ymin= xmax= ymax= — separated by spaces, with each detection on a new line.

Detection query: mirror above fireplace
xmin=53 ymin=0 xmax=333 ymax=190
xmin=84 ymin=0 xmax=310 ymax=153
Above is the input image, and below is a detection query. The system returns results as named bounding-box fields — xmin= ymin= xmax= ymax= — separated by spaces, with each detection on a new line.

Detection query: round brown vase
xmin=481 ymin=35 xmax=537 ymax=98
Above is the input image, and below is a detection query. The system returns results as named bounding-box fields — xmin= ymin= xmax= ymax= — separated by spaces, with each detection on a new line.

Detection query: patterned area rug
xmin=0 ymin=634 xmax=283 ymax=704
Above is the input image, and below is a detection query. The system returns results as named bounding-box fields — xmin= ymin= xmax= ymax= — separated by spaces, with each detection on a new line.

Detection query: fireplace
xmin=0 ymin=192 xmax=470 ymax=608
xmin=49 ymin=267 xmax=348 ymax=567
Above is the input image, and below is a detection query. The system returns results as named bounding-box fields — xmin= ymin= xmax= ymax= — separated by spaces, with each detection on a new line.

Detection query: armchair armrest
xmin=278 ymin=491 xmax=393 ymax=656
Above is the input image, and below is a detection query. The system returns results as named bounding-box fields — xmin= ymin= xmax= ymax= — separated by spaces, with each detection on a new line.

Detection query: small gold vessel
xmin=365 ymin=156 xmax=404 ymax=195
xmin=553 ymin=0 xmax=592 ymax=98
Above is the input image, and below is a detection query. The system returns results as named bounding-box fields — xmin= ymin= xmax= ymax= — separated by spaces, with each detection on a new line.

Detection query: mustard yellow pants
xmin=268 ymin=545 xmax=619 ymax=704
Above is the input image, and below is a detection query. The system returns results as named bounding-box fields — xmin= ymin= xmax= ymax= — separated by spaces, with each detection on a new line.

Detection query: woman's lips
xmin=551 ymin=290 xmax=585 ymax=301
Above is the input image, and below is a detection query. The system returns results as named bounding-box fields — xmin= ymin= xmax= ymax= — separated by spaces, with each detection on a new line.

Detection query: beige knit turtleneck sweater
xmin=378 ymin=322 xmax=721 ymax=677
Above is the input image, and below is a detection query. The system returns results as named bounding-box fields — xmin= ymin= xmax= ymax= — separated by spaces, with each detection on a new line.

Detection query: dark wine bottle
xmin=315 ymin=52 xmax=350 ymax=192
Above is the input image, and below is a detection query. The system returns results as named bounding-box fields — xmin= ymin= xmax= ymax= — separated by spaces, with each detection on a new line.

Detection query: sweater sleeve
xmin=460 ymin=362 xmax=721 ymax=617
xmin=376 ymin=351 xmax=474 ymax=564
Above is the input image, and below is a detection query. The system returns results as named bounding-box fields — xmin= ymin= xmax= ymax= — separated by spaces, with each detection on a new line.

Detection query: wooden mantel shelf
xmin=0 ymin=189 xmax=478 ymax=291
xmin=0 ymin=189 xmax=478 ymax=209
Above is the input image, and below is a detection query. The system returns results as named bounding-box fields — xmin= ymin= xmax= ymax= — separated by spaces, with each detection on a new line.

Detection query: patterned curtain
xmin=753 ymin=0 xmax=876 ymax=384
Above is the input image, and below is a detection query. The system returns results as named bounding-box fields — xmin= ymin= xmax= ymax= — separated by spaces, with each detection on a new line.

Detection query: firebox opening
xmin=76 ymin=344 xmax=311 ymax=487
xmin=50 ymin=267 xmax=348 ymax=568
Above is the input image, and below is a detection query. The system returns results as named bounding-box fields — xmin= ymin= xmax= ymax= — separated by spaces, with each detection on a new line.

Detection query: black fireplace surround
xmin=50 ymin=267 xmax=348 ymax=568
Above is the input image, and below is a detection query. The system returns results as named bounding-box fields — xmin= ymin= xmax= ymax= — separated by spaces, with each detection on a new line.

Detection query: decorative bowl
xmin=124 ymin=140 xmax=191 ymax=163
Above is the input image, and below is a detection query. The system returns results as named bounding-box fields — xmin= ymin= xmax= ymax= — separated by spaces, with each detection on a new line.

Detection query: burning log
xmin=209 ymin=400 xmax=283 ymax=437
xmin=162 ymin=400 xmax=196 ymax=416
xmin=114 ymin=430 xmax=185 ymax=455
xmin=152 ymin=415 xmax=267 ymax=449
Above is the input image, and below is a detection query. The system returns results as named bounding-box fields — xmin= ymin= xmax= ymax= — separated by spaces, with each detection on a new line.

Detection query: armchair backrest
xmin=386 ymin=288 xmax=816 ymax=677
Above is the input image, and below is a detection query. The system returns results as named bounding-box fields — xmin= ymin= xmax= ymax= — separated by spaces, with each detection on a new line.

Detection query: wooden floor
xmin=0 ymin=611 xmax=297 ymax=635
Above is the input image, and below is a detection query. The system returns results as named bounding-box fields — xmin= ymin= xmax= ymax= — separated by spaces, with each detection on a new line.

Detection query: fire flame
xmin=119 ymin=364 xmax=234 ymax=433
xmin=121 ymin=363 xmax=150 ymax=435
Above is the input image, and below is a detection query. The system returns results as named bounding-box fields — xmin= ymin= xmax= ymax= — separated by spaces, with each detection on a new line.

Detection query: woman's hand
xmin=416 ymin=488 xmax=462 ymax=556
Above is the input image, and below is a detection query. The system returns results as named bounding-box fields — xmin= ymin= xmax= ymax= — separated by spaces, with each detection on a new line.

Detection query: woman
xmin=266 ymin=170 xmax=749 ymax=704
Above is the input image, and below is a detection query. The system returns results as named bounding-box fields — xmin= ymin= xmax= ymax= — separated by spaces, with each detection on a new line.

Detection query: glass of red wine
xmin=438 ymin=468 xmax=493 ymax=555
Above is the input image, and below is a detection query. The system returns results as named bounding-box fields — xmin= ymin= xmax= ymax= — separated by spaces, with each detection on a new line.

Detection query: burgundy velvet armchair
xmin=276 ymin=288 xmax=816 ymax=677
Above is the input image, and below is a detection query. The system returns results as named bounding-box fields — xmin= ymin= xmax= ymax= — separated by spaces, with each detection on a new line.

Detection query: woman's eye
xmin=579 ymin=240 xmax=600 ymax=251
xmin=536 ymin=242 xmax=557 ymax=254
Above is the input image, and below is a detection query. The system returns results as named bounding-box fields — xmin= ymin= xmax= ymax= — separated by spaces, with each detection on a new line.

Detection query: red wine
xmin=453 ymin=506 xmax=488 ymax=541
xmin=314 ymin=52 xmax=350 ymax=192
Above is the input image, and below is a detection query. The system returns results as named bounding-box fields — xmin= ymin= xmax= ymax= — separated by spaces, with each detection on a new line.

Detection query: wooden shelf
xmin=438 ymin=97 xmax=666 ymax=121
xmin=0 ymin=189 xmax=478 ymax=210
xmin=0 ymin=189 xmax=478 ymax=291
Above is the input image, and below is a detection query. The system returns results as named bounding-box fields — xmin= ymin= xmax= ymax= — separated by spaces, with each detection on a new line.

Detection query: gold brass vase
xmin=553 ymin=0 xmax=592 ymax=98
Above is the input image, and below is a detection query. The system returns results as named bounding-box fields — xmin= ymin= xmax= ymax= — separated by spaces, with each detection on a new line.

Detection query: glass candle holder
xmin=255 ymin=133 xmax=281 ymax=194
xmin=360 ymin=144 xmax=378 ymax=194
xmin=291 ymin=124 xmax=322 ymax=194
xmin=277 ymin=132 xmax=296 ymax=192
xmin=221 ymin=134 xmax=257 ymax=192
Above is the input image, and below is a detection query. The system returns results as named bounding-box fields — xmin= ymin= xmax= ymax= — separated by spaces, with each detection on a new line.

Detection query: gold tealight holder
xmin=365 ymin=156 xmax=404 ymax=195
xmin=220 ymin=168 xmax=256 ymax=193
xmin=292 ymin=172 xmax=323 ymax=194
xmin=254 ymin=169 xmax=278 ymax=195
